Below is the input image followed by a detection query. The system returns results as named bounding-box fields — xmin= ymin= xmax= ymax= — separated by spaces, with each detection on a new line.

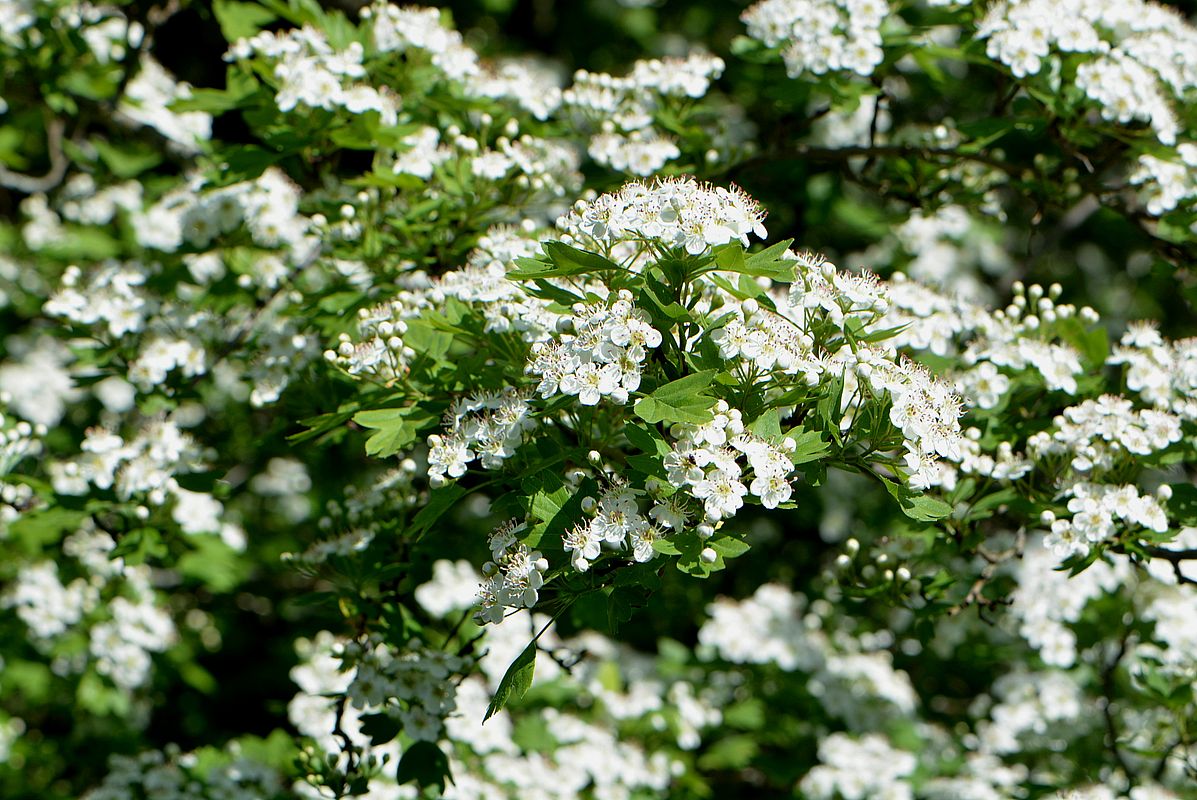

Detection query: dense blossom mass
xmin=0 ymin=0 xmax=1196 ymax=798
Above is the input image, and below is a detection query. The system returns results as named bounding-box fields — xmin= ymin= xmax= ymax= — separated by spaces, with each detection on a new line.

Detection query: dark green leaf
xmin=359 ymin=713 xmax=402 ymax=746
xmin=411 ymin=484 xmax=467 ymax=536
xmin=213 ymin=0 xmax=278 ymax=41
xmin=353 ymin=407 xmax=435 ymax=458
xmin=633 ymin=371 xmax=719 ymax=425
xmin=396 ymin=741 xmax=451 ymax=791
xmin=484 ymin=641 xmax=536 ymax=721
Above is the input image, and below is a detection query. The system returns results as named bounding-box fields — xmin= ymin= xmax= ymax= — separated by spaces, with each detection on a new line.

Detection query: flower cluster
xmin=563 ymin=53 xmax=727 ymax=175
xmin=477 ymin=520 xmax=550 ymax=623
xmin=343 ymin=637 xmax=469 ymax=742
xmin=227 ymin=25 xmax=398 ymax=123
xmin=83 ymin=746 xmax=283 ymax=800
xmin=558 ymin=176 xmax=768 ymax=255
xmin=49 ymin=419 xmax=204 ymax=506
xmin=664 ymin=409 xmax=797 ymax=518
xmin=427 ymin=390 xmax=537 ymax=485
xmin=977 ymin=0 xmax=1197 ymax=145
xmin=1027 ymin=396 xmax=1182 ymax=473
xmin=564 ymin=479 xmax=663 ymax=571
xmin=1130 ymin=144 xmax=1197 ymax=214
xmin=1044 ymin=483 xmax=1170 ymax=558
xmin=1110 ymin=323 xmax=1197 ymax=420
xmin=800 ymin=732 xmax=917 ymax=800
xmin=116 ymin=56 xmax=212 ymax=152
xmin=133 ymin=167 xmax=314 ymax=264
xmin=4 ymin=523 xmax=177 ymax=690
xmin=1010 ymin=538 xmax=1127 ymax=666
xmin=741 ymin=0 xmax=888 ymax=78
xmin=527 ymin=292 xmax=662 ymax=406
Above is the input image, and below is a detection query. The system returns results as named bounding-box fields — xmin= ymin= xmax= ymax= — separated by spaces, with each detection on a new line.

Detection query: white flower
xmin=691 ymin=470 xmax=748 ymax=520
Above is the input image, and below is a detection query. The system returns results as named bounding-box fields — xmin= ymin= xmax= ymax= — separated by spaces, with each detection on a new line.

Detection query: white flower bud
xmin=896 ymin=567 xmax=911 ymax=582
xmin=845 ymin=538 xmax=859 ymax=555
xmin=700 ymin=547 xmax=717 ymax=564
xmin=534 ymin=558 xmax=549 ymax=572
xmin=1157 ymin=485 xmax=1173 ymax=501
xmin=835 ymin=554 xmax=851 ymax=569
xmin=696 ymin=523 xmax=715 ymax=539
xmin=1040 ymin=509 xmax=1056 ymax=524
xmin=581 ymin=496 xmax=597 ymax=513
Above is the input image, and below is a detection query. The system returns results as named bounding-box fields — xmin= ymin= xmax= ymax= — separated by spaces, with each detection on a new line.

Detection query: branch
xmin=731 ymin=142 xmax=1019 ymax=178
xmin=1100 ymin=632 xmax=1135 ymax=786
xmin=1143 ymin=547 xmax=1197 ymax=562
xmin=0 ymin=118 xmax=67 ymax=194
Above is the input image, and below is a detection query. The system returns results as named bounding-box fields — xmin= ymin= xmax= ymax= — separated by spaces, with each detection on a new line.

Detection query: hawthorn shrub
xmin=1 ymin=0 xmax=1196 ymax=798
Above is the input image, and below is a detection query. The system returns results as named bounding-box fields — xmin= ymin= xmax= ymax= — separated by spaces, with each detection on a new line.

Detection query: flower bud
xmin=700 ymin=547 xmax=717 ymax=564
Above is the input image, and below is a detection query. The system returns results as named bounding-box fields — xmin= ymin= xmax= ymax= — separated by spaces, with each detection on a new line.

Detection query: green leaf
xmin=178 ymin=535 xmax=248 ymax=592
xmin=633 ymin=371 xmax=719 ymax=425
xmin=8 ymin=508 xmax=85 ymax=552
xmin=748 ymin=408 xmax=781 ymax=439
xmin=714 ymin=242 xmax=746 ymax=272
xmin=877 ymin=475 xmax=953 ymax=522
xmin=697 ymin=735 xmax=759 ymax=770
xmin=110 ymin=528 xmax=168 ymax=565
xmin=358 ymin=713 xmax=402 ymax=747
xmin=353 ymin=406 xmax=435 ymax=458
xmin=526 ymin=279 xmax=584 ymax=306
xmin=508 ymin=242 xmax=622 ymax=279
xmin=1165 ymin=483 xmax=1197 ymax=527
xmin=289 ymin=408 xmax=357 ymax=444
xmin=623 ymin=422 xmax=670 ymax=456
xmin=786 ymin=428 xmax=830 ymax=465
xmin=212 ymin=0 xmax=278 ymax=41
xmin=93 ymin=140 xmax=162 ymax=178
xmin=485 ymin=641 xmax=536 ymax=721
xmin=740 ymin=239 xmax=796 ymax=280
xmin=708 ymin=534 xmax=751 ymax=559
xmin=901 ymin=494 xmax=953 ymax=522
xmin=396 ymin=741 xmax=451 ymax=792
xmin=410 ymin=484 xmax=467 ymax=536
xmin=708 ymin=240 xmax=794 ymax=281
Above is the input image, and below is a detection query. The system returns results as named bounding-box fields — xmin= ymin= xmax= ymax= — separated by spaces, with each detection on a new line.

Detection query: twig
xmin=0 ymin=118 xmax=68 ymax=194
xmin=1101 ymin=631 xmax=1134 ymax=786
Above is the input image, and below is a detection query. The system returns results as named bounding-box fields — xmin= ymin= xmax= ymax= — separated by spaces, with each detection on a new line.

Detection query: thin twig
xmin=0 ymin=118 xmax=67 ymax=194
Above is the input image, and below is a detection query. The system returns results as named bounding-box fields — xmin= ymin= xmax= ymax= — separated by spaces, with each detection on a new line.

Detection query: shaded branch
xmin=0 ymin=118 xmax=67 ymax=194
